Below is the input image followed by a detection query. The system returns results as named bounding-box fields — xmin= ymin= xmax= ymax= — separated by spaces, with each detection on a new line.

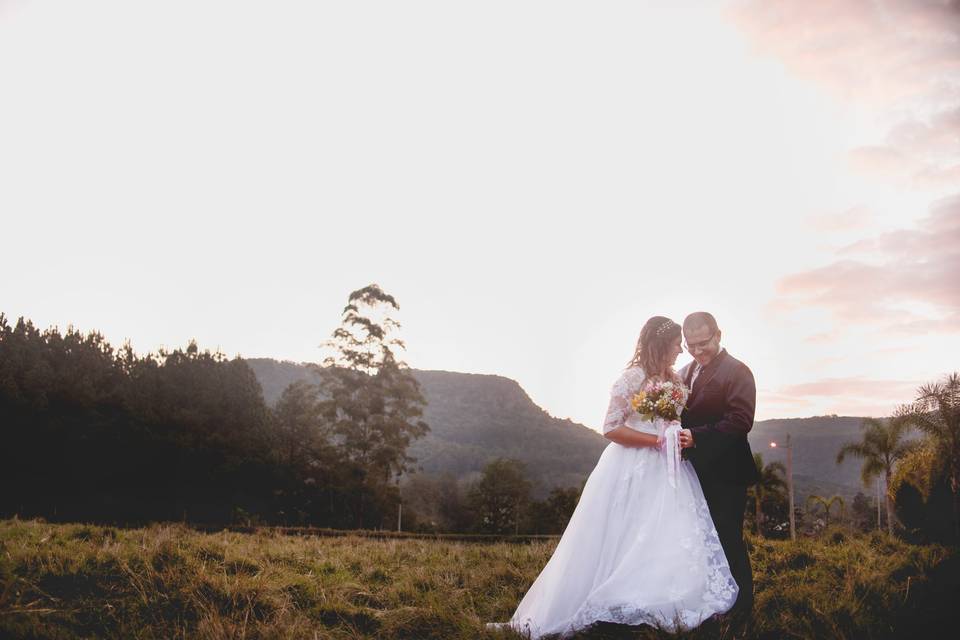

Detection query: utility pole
xmin=771 ymin=433 xmax=795 ymax=541
xmin=876 ymin=476 xmax=882 ymax=531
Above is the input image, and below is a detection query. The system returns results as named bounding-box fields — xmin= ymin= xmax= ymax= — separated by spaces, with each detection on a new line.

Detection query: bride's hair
xmin=626 ymin=316 xmax=681 ymax=381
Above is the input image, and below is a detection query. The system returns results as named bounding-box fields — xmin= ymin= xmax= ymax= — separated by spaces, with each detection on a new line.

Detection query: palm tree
xmin=836 ymin=416 xmax=917 ymax=535
xmin=805 ymin=494 xmax=845 ymax=527
xmin=898 ymin=372 xmax=960 ymax=542
xmin=750 ymin=453 xmax=787 ymax=537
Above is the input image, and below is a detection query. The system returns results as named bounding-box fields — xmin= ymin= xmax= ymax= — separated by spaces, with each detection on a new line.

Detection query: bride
xmin=489 ymin=316 xmax=738 ymax=638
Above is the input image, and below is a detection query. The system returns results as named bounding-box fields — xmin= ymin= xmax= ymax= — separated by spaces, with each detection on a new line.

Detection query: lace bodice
xmin=601 ymin=366 xmax=648 ymax=434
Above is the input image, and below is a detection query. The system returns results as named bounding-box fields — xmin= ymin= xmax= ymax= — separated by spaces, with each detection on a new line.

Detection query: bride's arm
xmin=601 ymin=368 xmax=661 ymax=448
xmin=604 ymin=425 xmax=661 ymax=447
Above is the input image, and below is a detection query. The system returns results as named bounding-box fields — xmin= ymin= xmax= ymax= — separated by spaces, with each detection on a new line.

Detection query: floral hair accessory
xmin=655 ymin=320 xmax=676 ymax=337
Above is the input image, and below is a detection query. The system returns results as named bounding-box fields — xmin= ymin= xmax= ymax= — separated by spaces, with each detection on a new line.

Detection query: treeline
xmin=0 ymin=285 xmax=582 ymax=534
xmin=400 ymin=459 xmax=580 ymax=535
xmin=0 ymin=314 xmax=276 ymax=526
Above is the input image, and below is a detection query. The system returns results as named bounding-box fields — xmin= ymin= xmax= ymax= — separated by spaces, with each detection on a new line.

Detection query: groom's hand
xmin=678 ymin=429 xmax=695 ymax=449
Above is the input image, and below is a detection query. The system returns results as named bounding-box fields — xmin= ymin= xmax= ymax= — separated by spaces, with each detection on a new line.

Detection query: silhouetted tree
xmin=468 ymin=458 xmax=532 ymax=534
xmin=313 ymin=284 xmax=429 ymax=528
xmin=0 ymin=313 xmax=274 ymax=525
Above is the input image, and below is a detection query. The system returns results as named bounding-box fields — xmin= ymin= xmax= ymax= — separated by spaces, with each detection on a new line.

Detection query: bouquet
xmin=630 ymin=379 xmax=688 ymax=422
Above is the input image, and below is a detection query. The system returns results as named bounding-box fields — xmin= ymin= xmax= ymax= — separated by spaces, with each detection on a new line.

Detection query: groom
xmin=676 ymin=312 xmax=760 ymax=622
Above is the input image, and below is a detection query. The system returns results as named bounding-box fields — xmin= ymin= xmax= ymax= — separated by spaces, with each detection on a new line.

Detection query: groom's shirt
xmin=686 ymin=348 xmax=726 ymax=390
xmin=689 ymin=363 xmax=702 ymax=387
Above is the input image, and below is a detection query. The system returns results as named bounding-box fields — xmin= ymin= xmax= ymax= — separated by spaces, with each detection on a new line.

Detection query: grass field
xmin=1 ymin=518 xmax=957 ymax=639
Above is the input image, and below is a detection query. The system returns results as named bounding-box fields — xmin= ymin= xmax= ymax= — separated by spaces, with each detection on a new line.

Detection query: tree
xmin=748 ymin=453 xmax=787 ymax=537
xmin=805 ymin=495 xmax=844 ymax=528
xmin=545 ymin=486 xmax=580 ymax=532
xmin=468 ymin=458 xmax=532 ymax=534
xmin=836 ymin=416 xmax=917 ymax=535
xmin=313 ymin=284 xmax=429 ymax=528
xmin=526 ymin=486 xmax=581 ymax=534
xmin=850 ymin=492 xmax=876 ymax=532
xmin=0 ymin=314 xmax=275 ymax=525
xmin=270 ymin=380 xmax=345 ymax=525
xmin=897 ymin=372 xmax=960 ymax=542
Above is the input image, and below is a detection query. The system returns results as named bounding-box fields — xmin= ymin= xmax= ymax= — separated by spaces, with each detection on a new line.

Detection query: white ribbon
xmin=658 ymin=420 xmax=682 ymax=489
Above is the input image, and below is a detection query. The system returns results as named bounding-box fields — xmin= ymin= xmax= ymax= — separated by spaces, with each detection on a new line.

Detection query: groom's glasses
xmin=684 ymin=332 xmax=717 ymax=352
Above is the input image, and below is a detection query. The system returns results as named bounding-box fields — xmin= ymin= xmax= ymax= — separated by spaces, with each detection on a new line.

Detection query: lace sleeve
xmin=601 ymin=367 xmax=643 ymax=435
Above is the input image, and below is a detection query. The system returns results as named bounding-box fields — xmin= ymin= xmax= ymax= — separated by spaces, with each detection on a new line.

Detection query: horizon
xmin=2 ymin=0 xmax=958 ymax=426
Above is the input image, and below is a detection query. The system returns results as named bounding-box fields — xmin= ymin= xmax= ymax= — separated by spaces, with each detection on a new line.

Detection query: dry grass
xmin=1 ymin=518 xmax=956 ymax=639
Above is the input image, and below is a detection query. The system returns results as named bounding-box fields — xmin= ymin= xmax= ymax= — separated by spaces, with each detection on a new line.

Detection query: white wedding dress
xmin=490 ymin=366 xmax=737 ymax=638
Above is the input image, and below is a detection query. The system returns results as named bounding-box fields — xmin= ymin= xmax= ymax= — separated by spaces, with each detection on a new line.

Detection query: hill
xmin=246 ymin=359 xmax=608 ymax=496
xmin=248 ymin=359 xmax=886 ymax=501
xmin=749 ymin=417 xmax=886 ymax=502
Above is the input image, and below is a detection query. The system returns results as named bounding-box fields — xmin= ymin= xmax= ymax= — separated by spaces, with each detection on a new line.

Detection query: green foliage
xmin=805 ymin=495 xmax=845 ymax=529
xmin=248 ymin=359 xmax=611 ymax=498
xmin=748 ymin=453 xmax=787 ymax=537
xmin=400 ymin=473 xmax=473 ymax=533
xmin=313 ymin=284 xmax=429 ymax=529
xmin=0 ymin=314 xmax=273 ymax=525
xmin=896 ymin=372 xmax=960 ymax=542
xmin=850 ymin=491 xmax=879 ymax=532
xmin=0 ymin=284 xmax=430 ymax=531
xmin=837 ymin=416 xmax=918 ymax=535
xmin=467 ymin=459 xmax=532 ymax=534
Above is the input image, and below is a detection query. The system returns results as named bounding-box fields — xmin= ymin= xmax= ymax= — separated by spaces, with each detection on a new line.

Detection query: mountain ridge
xmin=246 ymin=358 xmax=883 ymax=501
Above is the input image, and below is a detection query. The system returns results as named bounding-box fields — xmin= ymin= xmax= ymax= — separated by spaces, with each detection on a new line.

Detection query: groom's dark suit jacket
xmin=680 ymin=349 xmax=760 ymax=486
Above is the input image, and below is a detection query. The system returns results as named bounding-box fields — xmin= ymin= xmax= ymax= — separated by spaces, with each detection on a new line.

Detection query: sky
xmin=1 ymin=0 xmax=958 ymax=429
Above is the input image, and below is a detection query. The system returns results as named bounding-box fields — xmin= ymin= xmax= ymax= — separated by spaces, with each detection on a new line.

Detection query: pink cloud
xmin=779 ymin=377 xmax=919 ymax=398
xmin=888 ymin=107 xmax=960 ymax=159
xmin=759 ymin=391 xmax=814 ymax=407
xmin=808 ymin=206 xmax=874 ymax=232
xmin=804 ymin=331 xmax=839 ymax=344
xmin=777 ymin=195 xmax=960 ymax=331
xmin=730 ymin=0 xmax=960 ymax=107
xmin=766 ymin=376 xmax=927 ymax=418
xmin=847 ymin=145 xmax=922 ymax=181
xmin=732 ymin=1 xmax=960 ymax=188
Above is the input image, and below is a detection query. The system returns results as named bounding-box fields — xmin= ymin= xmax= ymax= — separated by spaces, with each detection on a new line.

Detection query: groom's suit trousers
xmin=700 ymin=480 xmax=752 ymax=616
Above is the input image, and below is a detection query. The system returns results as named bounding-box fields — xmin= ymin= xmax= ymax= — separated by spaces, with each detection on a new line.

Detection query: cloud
xmin=778 ymin=377 xmax=919 ymax=398
xmin=732 ymin=1 xmax=960 ymax=188
xmin=888 ymin=107 xmax=960 ymax=160
xmin=764 ymin=377 xmax=926 ymax=418
xmin=759 ymin=391 xmax=813 ymax=407
xmin=772 ymin=377 xmax=923 ymax=417
xmin=807 ymin=206 xmax=874 ymax=232
xmin=848 ymin=105 xmax=960 ymax=187
xmin=776 ymin=195 xmax=960 ymax=331
xmin=734 ymin=2 xmax=960 ymax=333
xmin=847 ymin=146 xmax=924 ymax=183
xmin=730 ymin=0 xmax=960 ymax=107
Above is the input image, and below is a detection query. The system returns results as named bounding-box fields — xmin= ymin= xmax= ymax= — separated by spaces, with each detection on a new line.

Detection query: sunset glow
xmin=2 ymin=1 xmax=957 ymax=429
